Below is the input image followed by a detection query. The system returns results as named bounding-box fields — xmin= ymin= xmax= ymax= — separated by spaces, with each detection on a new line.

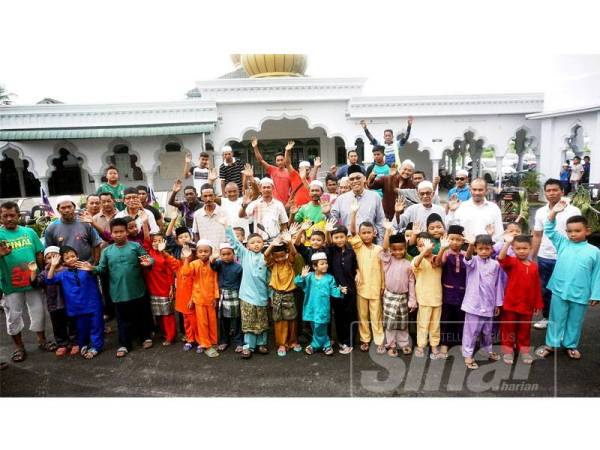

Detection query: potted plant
xmin=521 ymin=170 xmax=541 ymax=202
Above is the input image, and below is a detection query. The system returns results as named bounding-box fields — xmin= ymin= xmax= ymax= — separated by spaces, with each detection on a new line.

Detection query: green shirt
xmin=0 ymin=226 xmax=44 ymax=294
xmin=94 ymin=241 xmax=152 ymax=302
xmin=294 ymin=202 xmax=325 ymax=224
xmin=96 ymin=183 xmax=126 ymax=211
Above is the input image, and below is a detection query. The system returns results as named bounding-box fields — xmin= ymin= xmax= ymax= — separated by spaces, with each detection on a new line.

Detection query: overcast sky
xmin=2 ymin=0 xmax=599 ymax=105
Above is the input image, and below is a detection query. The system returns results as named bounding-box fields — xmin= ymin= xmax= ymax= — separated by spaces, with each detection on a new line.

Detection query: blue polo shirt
xmin=448 ymin=185 xmax=471 ymax=202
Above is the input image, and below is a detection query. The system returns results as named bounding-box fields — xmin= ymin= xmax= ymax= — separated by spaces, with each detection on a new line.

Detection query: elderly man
xmin=446 ymin=178 xmax=504 ymax=240
xmin=447 ymin=169 xmax=471 ymax=202
xmin=392 ymin=181 xmax=446 ymax=231
xmin=115 ymin=187 xmax=160 ymax=234
xmin=367 ymin=159 xmax=416 ymax=220
xmin=240 ymin=177 xmax=288 ymax=242
xmin=168 ymin=180 xmax=202 ymax=229
xmin=219 ymin=145 xmax=245 ymax=193
xmin=85 ymin=195 xmax=101 ymax=216
xmin=219 ymin=181 xmax=250 ymax=237
xmin=192 ymin=184 xmax=228 ymax=249
xmin=44 ymin=196 xmax=102 ymax=263
xmin=331 ymin=165 xmax=385 ymax=241
xmin=336 ymin=149 xmax=366 ymax=179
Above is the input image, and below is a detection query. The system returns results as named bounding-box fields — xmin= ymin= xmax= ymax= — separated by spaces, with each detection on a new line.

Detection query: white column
xmin=92 ymin=173 xmax=103 ymax=190
xmin=39 ymin=177 xmax=49 ymax=195
xmin=590 ymin=111 xmax=600 ymax=183
xmin=495 ymin=155 xmax=504 ymax=182
xmin=537 ymin=118 xmax=561 ymax=182
xmin=144 ymin=171 xmax=155 ymax=189
xmin=431 ymin=158 xmax=440 ymax=180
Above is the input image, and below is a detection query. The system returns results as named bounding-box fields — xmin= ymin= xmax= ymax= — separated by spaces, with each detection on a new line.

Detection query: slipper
xmin=304 ymin=345 xmax=314 ymax=355
xmin=83 ymin=348 xmax=98 ymax=359
xmin=11 ymin=348 xmax=26 ymax=363
xmin=257 ymin=345 xmax=269 ymax=355
xmin=116 ymin=347 xmax=128 ymax=358
xmin=55 ymin=347 xmax=68 ymax=357
xmin=387 ymin=348 xmax=398 ymax=357
xmin=182 ymin=343 xmax=193 ymax=351
xmin=292 ymin=344 xmax=302 ymax=352
xmin=161 ymin=340 xmax=172 ymax=346
xmin=234 ymin=345 xmax=244 ymax=353
xmin=401 ymin=346 xmax=413 ymax=355
xmin=503 ymin=353 xmax=514 ymax=365
xmin=217 ymin=344 xmax=228 ymax=352
xmin=567 ymin=348 xmax=582 ymax=360
xmin=465 ymin=359 xmax=479 ymax=370
xmin=70 ymin=345 xmax=80 ymax=356
xmin=414 ymin=347 xmax=425 ymax=358
xmin=535 ymin=345 xmax=553 ymax=358
xmin=205 ymin=347 xmax=220 ymax=358
xmin=324 ymin=347 xmax=334 ymax=356
xmin=430 ymin=350 xmax=442 ymax=360
xmin=488 ymin=352 xmax=501 ymax=361
xmin=142 ymin=339 xmax=153 ymax=349
xmin=520 ymin=353 xmax=534 ymax=364
xmin=376 ymin=345 xmax=386 ymax=355
xmin=277 ymin=348 xmax=287 ymax=357
xmin=38 ymin=341 xmax=58 ymax=352
xmin=360 ymin=342 xmax=370 ymax=352
xmin=241 ymin=348 xmax=252 ymax=359
xmin=196 ymin=346 xmax=204 ymax=354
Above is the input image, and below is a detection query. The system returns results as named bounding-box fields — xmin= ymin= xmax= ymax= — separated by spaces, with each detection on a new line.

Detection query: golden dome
xmin=240 ymin=54 xmax=307 ymax=78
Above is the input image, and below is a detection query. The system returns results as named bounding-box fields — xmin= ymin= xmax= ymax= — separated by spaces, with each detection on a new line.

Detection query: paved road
xmin=1 ymin=307 xmax=599 ymax=397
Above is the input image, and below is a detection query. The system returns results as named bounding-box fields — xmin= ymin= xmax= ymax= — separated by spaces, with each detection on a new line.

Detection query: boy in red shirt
xmin=144 ymin=233 xmax=179 ymax=345
xmin=498 ymin=234 xmax=543 ymax=365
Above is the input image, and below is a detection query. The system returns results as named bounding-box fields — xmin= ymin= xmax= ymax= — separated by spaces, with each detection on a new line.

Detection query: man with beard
xmin=168 ymin=180 xmax=202 ymax=230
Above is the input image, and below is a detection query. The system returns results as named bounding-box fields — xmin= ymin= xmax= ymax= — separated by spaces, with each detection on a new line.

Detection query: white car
xmin=466 ymin=158 xmax=516 ymax=183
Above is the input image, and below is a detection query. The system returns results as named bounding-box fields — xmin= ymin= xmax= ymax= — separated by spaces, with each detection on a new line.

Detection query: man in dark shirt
xmin=137 ymin=185 xmax=164 ymax=230
xmin=219 ymin=145 xmax=245 ymax=193
xmin=168 ymin=180 xmax=202 ymax=229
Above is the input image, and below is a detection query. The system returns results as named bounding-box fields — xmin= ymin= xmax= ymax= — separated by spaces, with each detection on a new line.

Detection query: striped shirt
xmin=219 ymin=158 xmax=245 ymax=191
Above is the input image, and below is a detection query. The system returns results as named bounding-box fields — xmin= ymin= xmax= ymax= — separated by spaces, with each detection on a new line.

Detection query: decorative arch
xmin=100 ymin=138 xmax=145 ymax=184
xmin=46 ymin=141 xmax=90 ymax=195
xmin=0 ymin=143 xmax=41 ymax=198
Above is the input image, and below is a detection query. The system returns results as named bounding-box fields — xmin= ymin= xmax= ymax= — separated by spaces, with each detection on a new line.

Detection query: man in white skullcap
xmin=293 ymin=179 xmax=329 ymax=229
xmin=240 ymin=177 xmax=288 ymax=241
xmin=447 ymin=169 xmax=472 ymax=202
xmin=44 ymin=195 xmax=103 ymax=263
xmin=392 ymin=180 xmax=446 ymax=232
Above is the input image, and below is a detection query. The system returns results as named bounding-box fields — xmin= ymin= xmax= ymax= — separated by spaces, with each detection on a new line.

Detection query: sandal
xmin=161 ymin=340 xmax=172 ymax=346
xmin=205 ymin=347 xmax=220 ymax=358
xmin=55 ymin=347 xmax=68 ymax=357
xmin=503 ymin=353 xmax=514 ymax=365
xmin=142 ymin=339 xmax=153 ymax=349
xmin=387 ymin=347 xmax=398 ymax=357
xmin=241 ymin=348 xmax=252 ymax=359
xmin=567 ymin=348 xmax=582 ymax=360
xmin=430 ymin=350 xmax=442 ymax=360
xmin=304 ymin=345 xmax=314 ymax=355
xmin=11 ymin=348 xmax=26 ymax=363
xmin=520 ymin=353 xmax=534 ymax=364
xmin=535 ymin=345 xmax=553 ymax=358
xmin=324 ymin=347 xmax=334 ymax=356
xmin=70 ymin=345 xmax=80 ymax=356
xmin=360 ymin=342 xmax=370 ymax=352
xmin=414 ymin=347 xmax=425 ymax=358
xmin=38 ymin=341 xmax=58 ymax=352
xmin=217 ymin=344 xmax=228 ymax=352
xmin=116 ymin=347 xmax=128 ymax=358
xmin=488 ymin=352 xmax=501 ymax=361
xmin=234 ymin=345 xmax=244 ymax=353
xmin=257 ymin=345 xmax=269 ymax=355
xmin=292 ymin=344 xmax=303 ymax=352
xmin=83 ymin=348 xmax=98 ymax=359
xmin=277 ymin=346 xmax=287 ymax=357
xmin=376 ymin=345 xmax=386 ymax=355
xmin=182 ymin=343 xmax=193 ymax=352
xmin=465 ymin=358 xmax=479 ymax=370
xmin=401 ymin=346 xmax=413 ymax=355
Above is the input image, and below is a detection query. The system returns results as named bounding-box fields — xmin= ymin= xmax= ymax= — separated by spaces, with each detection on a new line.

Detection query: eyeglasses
xmin=419 ymin=191 xmax=433 ymax=196
xmin=456 ymin=177 xmax=466 ymax=181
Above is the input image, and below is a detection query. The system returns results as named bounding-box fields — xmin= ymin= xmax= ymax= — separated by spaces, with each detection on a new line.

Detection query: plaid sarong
xmin=271 ymin=290 xmax=297 ymax=322
xmin=382 ymin=289 xmax=409 ymax=330
xmin=240 ymin=300 xmax=269 ymax=334
xmin=220 ymin=288 xmax=240 ymax=319
xmin=150 ymin=295 xmax=174 ymax=316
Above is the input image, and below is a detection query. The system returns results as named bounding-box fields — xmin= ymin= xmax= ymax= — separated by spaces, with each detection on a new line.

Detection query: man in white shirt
xmin=531 ymin=178 xmax=581 ymax=329
xmin=446 ymin=178 xmax=504 ymax=241
xmin=192 ymin=185 xmax=228 ymax=250
xmin=219 ymin=182 xmax=250 ymax=237
xmin=115 ymin=187 xmax=160 ymax=234
xmin=240 ymin=178 xmax=288 ymax=242
xmin=392 ymin=180 xmax=446 ymax=231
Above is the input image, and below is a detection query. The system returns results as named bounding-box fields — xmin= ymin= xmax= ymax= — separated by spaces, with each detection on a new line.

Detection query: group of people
xmin=0 ymin=124 xmax=599 ymax=372
xmin=560 ymin=155 xmax=591 ymax=193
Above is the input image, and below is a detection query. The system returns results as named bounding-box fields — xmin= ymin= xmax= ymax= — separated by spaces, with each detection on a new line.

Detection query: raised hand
xmin=50 ymin=254 xmax=61 ymax=267
xmin=139 ymin=209 xmax=149 ymax=223
xmin=320 ymin=200 xmax=331 ymax=215
xmin=79 ymin=210 xmax=93 ymax=224
xmin=552 ymin=200 xmax=568 ymax=213
xmin=485 ymin=223 xmax=495 ymax=237
xmin=172 ymin=179 xmax=182 ymax=193
xmin=208 ymin=168 xmax=218 ymax=183
xmin=464 ymin=234 xmax=476 ymax=246
xmin=340 ymin=286 xmax=348 ymax=295
xmin=359 ymin=119 xmax=367 ymax=129
xmin=407 ymin=115 xmax=414 ymax=125
xmin=157 ymin=240 xmax=166 ymax=252
xmin=350 ymin=198 xmax=359 ymax=214
xmin=288 ymin=222 xmax=301 ymax=236
xmin=170 ymin=209 xmax=180 ymax=221
xmin=251 ymin=136 xmax=258 ymax=148
xmin=440 ymin=235 xmax=450 ymax=249
xmin=301 ymin=265 xmax=310 ymax=278
xmin=181 ymin=245 xmax=192 ymax=259
xmin=412 ymin=221 xmax=423 ymax=234
xmin=447 ymin=194 xmax=460 ymax=212
xmin=139 ymin=255 xmax=152 ymax=267
xmin=325 ymin=217 xmax=338 ymax=232
xmin=279 ymin=231 xmax=292 ymax=243
xmin=288 ymin=201 xmax=299 ymax=215
xmin=300 ymin=221 xmax=313 ymax=232
xmin=314 ymin=156 xmax=322 ymax=169
xmin=27 ymin=261 xmax=38 ymax=273
xmin=185 ymin=153 xmax=192 ymax=164
xmin=0 ymin=241 xmax=12 ymax=257
xmin=285 ymin=140 xmax=295 ymax=151
xmin=421 ymin=238 xmax=434 ymax=254
xmin=243 ymin=190 xmax=253 ymax=205
xmin=389 ymin=165 xmax=398 ymax=176
xmin=394 ymin=195 xmax=406 ymax=213
xmin=75 ymin=261 xmax=93 ymax=271
xmin=503 ymin=233 xmax=515 ymax=244
xmin=383 ymin=219 xmax=393 ymax=231
xmin=242 ymin=163 xmax=254 ymax=178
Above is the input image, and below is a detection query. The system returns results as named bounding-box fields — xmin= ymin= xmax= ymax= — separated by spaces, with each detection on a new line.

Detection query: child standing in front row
xmin=498 ymin=234 xmax=543 ymax=365
xmin=175 ymin=243 xmax=197 ymax=351
xmin=265 ymin=233 xmax=302 ymax=357
xmin=294 ymin=252 xmax=346 ymax=355
xmin=224 ymin=219 xmax=271 ymax=359
xmin=381 ymin=222 xmax=416 ymax=357
xmin=412 ymin=232 xmax=443 ymax=359
xmin=182 ymin=240 xmax=220 ymax=357
xmin=536 ymin=202 xmax=600 ymax=360
xmin=348 ymin=199 xmax=385 ymax=354
xmin=461 ymin=234 xmax=504 ymax=369
xmin=46 ymin=246 xmax=104 ymax=359
xmin=211 ymin=243 xmax=244 ymax=353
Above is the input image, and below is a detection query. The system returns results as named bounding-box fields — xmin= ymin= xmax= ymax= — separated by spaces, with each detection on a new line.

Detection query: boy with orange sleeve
xmin=182 ymin=239 xmax=220 ymax=357
xmin=175 ymin=244 xmax=197 ymax=351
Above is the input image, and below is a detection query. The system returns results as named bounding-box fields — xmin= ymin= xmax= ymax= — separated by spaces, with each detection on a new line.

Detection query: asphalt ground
xmin=1 ymin=305 xmax=599 ymax=397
